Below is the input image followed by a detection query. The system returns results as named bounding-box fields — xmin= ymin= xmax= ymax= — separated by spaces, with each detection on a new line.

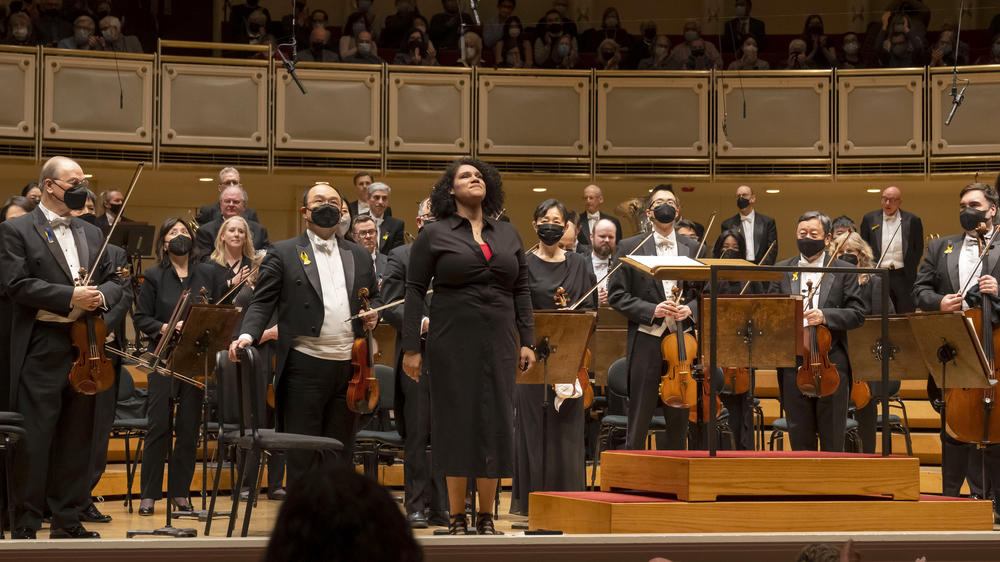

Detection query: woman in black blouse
xmin=209 ymin=215 xmax=256 ymax=289
xmin=510 ymin=199 xmax=596 ymax=516
xmin=134 ymin=218 xmax=225 ymax=515
xmin=401 ymin=158 xmax=536 ymax=535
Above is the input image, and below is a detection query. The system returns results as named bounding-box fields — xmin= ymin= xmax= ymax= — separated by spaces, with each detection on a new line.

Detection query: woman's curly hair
xmin=430 ymin=157 xmax=505 ymax=219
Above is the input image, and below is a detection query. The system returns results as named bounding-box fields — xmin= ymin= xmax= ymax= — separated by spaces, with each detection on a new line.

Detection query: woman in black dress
xmin=401 ymin=158 xmax=536 ymax=535
xmin=511 ymin=199 xmax=596 ymax=516
xmin=209 ymin=215 xmax=256 ymax=290
xmin=134 ymin=218 xmax=225 ymax=515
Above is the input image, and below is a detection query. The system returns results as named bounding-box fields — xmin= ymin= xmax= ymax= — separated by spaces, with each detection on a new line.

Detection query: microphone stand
xmin=945 ymin=0 xmax=967 ymax=126
xmin=277 ymin=0 xmax=306 ymax=94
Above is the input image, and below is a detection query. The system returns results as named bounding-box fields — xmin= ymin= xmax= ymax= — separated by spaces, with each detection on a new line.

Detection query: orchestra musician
xmin=510 ymin=199 xmax=596 ymax=516
xmin=768 ymin=211 xmax=865 ymax=452
xmin=608 ymin=186 xmax=704 ymax=451
xmin=720 ymin=184 xmax=778 ymax=265
xmin=401 ymin=158 xmax=536 ymax=535
xmin=1 ymin=156 xmax=123 ymax=539
xmin=133 ymin=218 xmax=227 ymax=516
xmin=859 ymin=186 xmax=923 ymax=313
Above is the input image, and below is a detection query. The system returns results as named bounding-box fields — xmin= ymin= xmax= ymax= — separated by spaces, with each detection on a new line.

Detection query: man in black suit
xmin=609 ymin=186 xmax=704 ymax=451
xmin=0 ymin=156 xmax=123 ymax=539
xmin=350 ymin=214 xmax=388 ymax=284
xmin=94 ymin=189 xmax=127 ymax=236
xmin=722 ymin=0 xmax=767 ymax=54
xmin=374 ymin=197 xmax=448 ymax=529
xmin=768 ymin=211 xmax=865 ymax=452
xmin=347 ymin=170 xmax=392 ymax=219
xmin=365 ymin=182 xmax=405 ymax=255
xmin=577 ymin=184 xmax=623 ymax=248
xmin=196 ymin=166 xmax=261 ymax=225
xmin=230 ymin=182 xmax=378 ymax=486
xmin=912 ymin=182 xmax=1000 ymax=504
xmin=721 ymin=184 xmax=779 ymax=265
xmin=860 ymin=185 xmax=924 ymax=313
xmin=194 ymin=185 xmax=270 ymax=261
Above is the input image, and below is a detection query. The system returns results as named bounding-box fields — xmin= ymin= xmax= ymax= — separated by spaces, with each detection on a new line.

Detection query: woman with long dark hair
xmin=134 ymin=218 xmax=225 ymax=515
xmin=401 ymin=157 xmax=535 ymax=534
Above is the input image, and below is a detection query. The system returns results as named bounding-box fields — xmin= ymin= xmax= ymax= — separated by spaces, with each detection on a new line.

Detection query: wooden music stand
xmin=592 ymin=307 xmax=627 ymax=387
xmin=621 ymin=256 xmax=783 ymax=283
xmin=847 ymin=315 xmax=928 ymax=382
xmin=700 ymin=295 xmax=803 ymax=369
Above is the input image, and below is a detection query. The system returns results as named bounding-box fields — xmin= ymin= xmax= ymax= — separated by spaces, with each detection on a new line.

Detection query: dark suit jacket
xmin=576 ymin=211 xmax=624 ymax=247
xmin=194 ymin=217 xmax=270 ymax=262
xmin=608 ymin=231 xmax=704 ymax=362
xmin=721 ymin=211 xmax=779 ymax=265
xmin=103 ymin=244 xmax=134 ymax=345
xmin=374 ymin=251 xmax=389 ymax=285
xmin=912 ymin=234 xmax=1000 ymax=312
xmin=0 ymin=207 xmax=123 ymax=408
xmin=240 ymin=232 xmax=378 ymax=391
xmin=196 ymin=203 xmax=260 ymax=226
xmin=859 ymin=209 xmax=924 ymax=282
xmin=377 ymin=216 xmax=406 ymax=254
xmin=348 ymin=200 xmax=392 ymax=219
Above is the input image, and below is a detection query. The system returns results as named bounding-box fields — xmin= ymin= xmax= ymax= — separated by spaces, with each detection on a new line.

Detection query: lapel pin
xmin=944 ymin=243 xmax=954 ymax=255
xmin=871 ymin=224 xmax=880 ymax=230
xmin=300 ymin=251 xmax=311 ymax=265
xmin=792 ymin=272 xmax=799 ymax=281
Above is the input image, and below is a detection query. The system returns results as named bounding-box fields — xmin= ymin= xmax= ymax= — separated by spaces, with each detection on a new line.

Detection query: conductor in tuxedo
xmin=196 ymin=166 xmax=260 ymax=225
xmin=860 ymin=186 xmax=923 ymax=313
xmin=230 ymin=182 xmax=378 ymax=486
xmin=195 ymin=186 xmax=270 ymax=261
xmin=0 ymin=156 xmax=123 ymax=539
xmin=769 ymin=211 xmax=865 ymax=452
xmin=721 ymin=184 xmax=778 ymax=265
xmin=608 ymin=186 xmax=704 ymax=450
xmin=577 ymin=184 xmax=623 ymax=248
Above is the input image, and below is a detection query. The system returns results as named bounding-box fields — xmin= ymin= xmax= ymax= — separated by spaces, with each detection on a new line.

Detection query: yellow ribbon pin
xmin=382 ymin=233 xmax=388 ymax=241
xmin=944 ymin=243 xmax=954 ymax=255
xmin=871 ymin=224 xmax=880 ymax=230
xmin=792 ymin=272 xmax=799 ymax=281
xmin=300 ymin=251 xmax=311 ymax=265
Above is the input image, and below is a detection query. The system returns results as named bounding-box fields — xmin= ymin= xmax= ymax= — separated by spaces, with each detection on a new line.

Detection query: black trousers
xmin=721 ymin=391 xmax=754 ymax=450
xmin=888 ymin=268 xmax=915 ymax=314
xmin=779 ymin=366 xmax=850 ymax=452
xmin=13 ymin=323 xmax=95 ymax=531
xmin=626 ymin=332 xmax=689 ymax=451
xmin=941 ymin=434 xmax=1000 ymax=499
xmin=281 ymin=351 xmax=358 ymax=487
xmin=88 ymin=368 xmax=119 ymax=493
xmin=140 ymin=371 xmax=203 ymax=500
xmin=400 ymin=371 xmax=446 ymax=515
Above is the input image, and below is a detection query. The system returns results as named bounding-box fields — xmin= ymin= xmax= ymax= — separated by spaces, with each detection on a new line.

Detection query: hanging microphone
xmin=278 ymin=0 xmax=306 ymax=94
xmin=945 ymin=0 xmax=966 ymax=126
xmin=945 ymin=82 xmax=967 ymax=126
xmin=470 ymin=0 xmax=481 ymax=25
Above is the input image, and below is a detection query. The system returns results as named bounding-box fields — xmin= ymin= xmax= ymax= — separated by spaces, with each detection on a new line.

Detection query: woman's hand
xmin=519 ymin=346 xmax=536 ymax=372
xmin=402 ymin=351 xmax=422 ymax=382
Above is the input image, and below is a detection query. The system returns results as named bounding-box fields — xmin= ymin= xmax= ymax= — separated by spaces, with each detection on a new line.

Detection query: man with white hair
xmin=366 ymin=182 xmax=405 ymax=254
xmin=194 ymin=185 xmax=270 ymax=260
xmin=577 ymin=184 xmax=623 ymax=248
xmin=97 ymin=16 xmax=143 ymax=53
xmin=197 ymin=166 xmax=261 ymax=225
xmin=57 ymin=15 xmax=100 ymax=50
xmin=1 ymin=156 xmax=124 ymax=539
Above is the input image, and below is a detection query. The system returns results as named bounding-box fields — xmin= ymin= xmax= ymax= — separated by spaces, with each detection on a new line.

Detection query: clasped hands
xmin=653 ymin=300 xmax=692 ymax=322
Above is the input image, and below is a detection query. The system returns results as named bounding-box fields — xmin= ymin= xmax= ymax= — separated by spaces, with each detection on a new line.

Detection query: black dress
xmin=511 ymin=251 xmax=596 ymax=515
xmin=716 ymin=279 xmax=756 ymax=450
xmin=402 ymin=214 xmax=534 ymax=478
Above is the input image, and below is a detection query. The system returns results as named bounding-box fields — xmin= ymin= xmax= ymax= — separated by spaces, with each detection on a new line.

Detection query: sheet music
xmin=627 ymin=255 xmax=703 ymax=269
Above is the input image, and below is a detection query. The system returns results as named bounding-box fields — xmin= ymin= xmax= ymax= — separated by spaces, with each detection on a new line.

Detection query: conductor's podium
xmin=529 ymin=451 xmax=994 ymax=534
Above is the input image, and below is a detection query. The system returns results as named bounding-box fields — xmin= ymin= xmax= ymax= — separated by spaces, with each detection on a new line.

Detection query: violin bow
xmin=872 ymin=219 xmax=904 ymax=270
xmin=82 ymin=162 xmax=144 ymax=286
xmin=568 ymin=230 xmax=656 ymax=311
xmin=217 ymin=264 xmax=261 ymax=304
xmin=694 ymin=210 xmax=718 ymax=259
xmin=958 ymin=224 xmax=1000 ymax=296
xmin=803 ymin=234 xmax=851 ymax=307
xmin=343 ymin=289 xmax=435 ymax=321
xmin=738 ymin=239 xmax=776 ymax=295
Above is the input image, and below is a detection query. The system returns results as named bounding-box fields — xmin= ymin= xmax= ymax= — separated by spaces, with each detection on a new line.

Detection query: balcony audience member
xmin=483 ymin=0 xmax=516 ymax=49
xmin=879 ymin=30 xmax=921 ymax=67
xmin=839 ymin=32 xmax=865 ymax=68
xmin=666 ymin=20 xmax=722 ymax=70
xmin=975 ymin=33 xmax=1000 ymax=65
xmin=340 ymin=11 xmax=370 ymax=60
xmin=728 ymin=36 xmax=769 ymax=70
xmin=535 ymin=0 xmax=577 ymax=40
xmin=582 ymin=6 xmax=630 ymax=53
xmin=459 ymin=31 xmax=483 ymax=67
xmin=928 ymin=26 xmax=969 ymax=67
xmin=34 ymin=0 xmax=71 ymax=47
xmin=230 ymin=0 xmax=271 ymax=44
xmin=245 ymin=9 xmax=275 ymax=48
xmin=629 ymin=20 xmax=658 ymax=69
xmin=3 ymin=11 xmax=35 ymax=45
xmin=57 ymin=14 xmax=99 ymax=50
xmin=343 ymin=30 xmax=382 ymax=64
xmin=782 ymin=38 xmax=815 ymax=69
xmin=722 ymin=0 xmax=766 ymax=54
xmin=801 ymin=14 xmax=837 ymax=69
xmin=595 ymin=38 xmax=623 ymax=70
xmin=990 ymin=12 xmax=1000 ymax=43
xmin=886 ymin=0 xmax=931 ymax=42
xmin=97 ymin=16 xmax=142 ymax=53
xmin=299 ymin=27 xmax=339 ymax=62
xmin=383 ymin=0 xmax=422 ymax=51
xmin=535 ymin=10 xmax=579 ymax=69
xmin=495 ymin=16 xmax=532 ymax=68
xmin=345 ymin=0 xmax=381 ymax=41
xmin=636 ymin=35 xmax=671 ymax=70
xmin=393 ymin=27 xmax=439 ymax=66
xmin=429 ymin=0 xmax=474 ymax=51
xmin=309 ymin=9 xmax=329 ymax=32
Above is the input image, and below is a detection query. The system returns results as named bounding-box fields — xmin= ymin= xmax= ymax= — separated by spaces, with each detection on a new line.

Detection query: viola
xmin=68 ymin=266 xmax=115 ymax=395
xmin=796 ymin=280 xmax=840 ymax=398
xmin=347 ymin=287 xmax=380 ymax=414
xmin=689 ymin=365 xmax=724 ymax=424
xmin=659 ymin=286 xmax=698 ymax=410
xmin=722 ymin=367 xmax=751 ymax=395
xmin=851 ymin=376 xmax=872 ymax=409
xmin=554 ymin=287 xmax=594 ymax=408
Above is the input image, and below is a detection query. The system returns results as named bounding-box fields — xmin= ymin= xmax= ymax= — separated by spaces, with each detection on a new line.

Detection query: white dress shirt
xmin=592 ymin=252 xmax=611 ymax=292
xmin=290 ymin=230 xmax=355 ymax=361
xmin=372 ymin=214 xmax=384 ymax=245
xmin=880 ymin=212 xmax=904 ymax=269
xmin=586 ymin=211 xmax=601 ymax=236
xmin=638 ymin=230 xmax=678 ymax=337
xmin=36 ymin=202 xmax=89 ymax=323
xmin=959 ymin=234 xmax=984 ymax=309
xmin=740 ymin=210 xmax=755 ymax=262
xmin=799 ymin=252 xmax=824 ymax=323
xmin=357 ymin=200 xmax=370 ymax=216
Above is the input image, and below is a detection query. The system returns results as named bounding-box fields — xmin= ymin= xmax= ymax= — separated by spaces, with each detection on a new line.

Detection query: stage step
xmin=599 ymin=451 xmax=920 ymax=501
xmin=529 ymin=491 xmax=993 ymax=534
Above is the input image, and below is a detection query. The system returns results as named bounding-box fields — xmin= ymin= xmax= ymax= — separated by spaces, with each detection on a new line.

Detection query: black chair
xmin=211 ymin=347 xmax=343 ymax=537
xmin=0 ymin=412 xmax=24 ymax=540
xmin=770 ymin=416 xmax=863 ymax=451
xmin=353 ymin=364 xmax=404 ymax=480
xmin=107 ymin=370 xmax=148 ymax=513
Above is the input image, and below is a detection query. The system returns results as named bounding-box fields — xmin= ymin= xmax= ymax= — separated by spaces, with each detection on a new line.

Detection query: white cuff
xmin=239 ymin=333 xmax=253 ymax=344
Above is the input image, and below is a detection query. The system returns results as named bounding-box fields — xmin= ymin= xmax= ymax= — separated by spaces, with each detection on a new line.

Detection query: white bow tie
xmin=314 ymin=238 xmax=335 ymax=253
xmin=49 ymin=216 xmax=72 ymax=228
xmin=656 ymin=238 xmax=674 ymax=251
xmin=587 ymin=212 xmax=600 ymax=220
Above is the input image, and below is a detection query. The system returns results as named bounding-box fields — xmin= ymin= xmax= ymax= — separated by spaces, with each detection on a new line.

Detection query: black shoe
xmin=80 ymin=503 xmax=112 ymax=523
xmin=138 ymin=499 xmax=154 ymax=516
xmin=12 ymin=527 xmax=36 ymax=539
xmin=475 ymin=512 xmax=502 ymax=535
xmin=407 ymin=511 xmax=428 ymax=529
xmin=50 ymin=525 xmax=100 ymax=539
xmin=427 ymin=510 xmax=450 ymax=527
xmin=171 ymin=497 xmax=193 ymax=512
xmin=266 ymin=488 xmax=287 ymax=501
xmin=448 ymin=513 xmax=473 ymax=535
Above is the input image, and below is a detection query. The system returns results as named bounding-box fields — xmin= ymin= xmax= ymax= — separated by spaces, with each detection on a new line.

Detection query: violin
xmin=722 ymin=367 xmax=751 ymax=395
xmin=796 ymin=280 xmax=840 ymax=397
xmin=850 ymin=373 xmax=872 ymax=408
xmin=347 ymin=287 xmax=380 ymax=414
xmin=554 ymin=287 xmax=594 ymax=408
xmin=659 ymin=286 xmax=698 ymax=410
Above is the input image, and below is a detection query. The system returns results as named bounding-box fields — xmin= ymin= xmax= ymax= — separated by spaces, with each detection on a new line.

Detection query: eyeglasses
xmin=54 ymin=178 xmax=89 ymax=190
xmin=355 ymin=229 xmax=378 ymax=238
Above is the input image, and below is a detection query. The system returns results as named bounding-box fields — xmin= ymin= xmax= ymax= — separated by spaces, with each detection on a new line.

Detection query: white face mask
xmin=509 ymin=27 xmax=521 ymax=38
xmin=13 ymin=26 xmax=29 ymax=40
xmin=466 ymin=47 xmax=477 ymax=59
xmin=336 ymin=213 xmax=351 ymax=237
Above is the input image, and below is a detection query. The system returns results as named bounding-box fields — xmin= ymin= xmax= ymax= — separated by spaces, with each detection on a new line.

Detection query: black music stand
xmin=109 ymin=222 xmax=155 ymax=258
xmin=126 ymin=304 xmax=239 ymax=538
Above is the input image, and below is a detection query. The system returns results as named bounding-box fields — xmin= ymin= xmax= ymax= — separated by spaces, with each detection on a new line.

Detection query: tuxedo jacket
xmin=377 ymin=216 xmax=406 ymax=254
xmin=576 ymin=211 xmax=624 ymax=247
xmin=0 ymin=207 xmax=123 ymax=407
xmin=196 ymin=203 xmax=260 ymax=226
xmin=607 ymin=231 xmax=704 ymax=362
xmin=194 ymin=216 xmax=270 ymax=262
xmin=912 ymin=233 xmax=1000 ymax=312
xmin=374 ymin=251 xmax=389 ymax=285
xmin=721 ymin=211 xmax=779 ymax=265
xmin=859 ymin=209 xmax=924 ymax=282
xmin=240 ymin=232 xmax=378 ymax=390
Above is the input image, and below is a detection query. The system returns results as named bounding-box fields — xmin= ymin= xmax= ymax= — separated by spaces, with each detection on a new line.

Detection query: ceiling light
xmin=765 ymin=189 xmax=780 ymax=194
xmin=532 ymin=187 xmax=547 ymax=192
xmin=83 ymin=174 xmax=93 ymax=178
xmin=866 ymin=188 xmax=880 ymax=193
xmin=198 ymin=177 xmax=214 ymax=182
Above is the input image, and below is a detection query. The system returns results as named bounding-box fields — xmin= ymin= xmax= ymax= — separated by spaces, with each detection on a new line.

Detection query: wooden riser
xmin=600 ymin=451 xmax=920 ymax=501
xmin=529 ymin=492 xmax=994 ymax=534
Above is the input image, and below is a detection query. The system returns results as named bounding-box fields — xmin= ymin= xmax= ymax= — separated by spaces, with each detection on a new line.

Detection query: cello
xmin=554 ymin=287 xmax=594 ymax=408
xmin=347 ymin=287 xmax=380 ymax=414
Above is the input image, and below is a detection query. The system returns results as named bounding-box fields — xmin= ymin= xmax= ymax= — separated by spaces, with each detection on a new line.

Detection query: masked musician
xmin=768 ymin=211 xmax=865 ymax=452
xmin=1 ymin=156 xmax=124 ymax=539
xmin=608 ymin=186 xmax=704 ymax=451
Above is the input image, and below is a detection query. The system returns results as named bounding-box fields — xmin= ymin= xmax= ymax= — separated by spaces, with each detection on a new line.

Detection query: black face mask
xmin=719 ymin=248 xmax=738 ymax=259
xmin=644 ymin=28 xmax=656 ymax=40
xmin=536 ymin=223 xmax=565 ymax=246
xmin=838 ymin=253 xmax=859 ymax=266
xmin=548 ymin=22 xmax=563 ymax=35
xmin=311 ymin=41 xmax=325 ymax=51
xmin=60 ymin=183 xmax=89 ymax=211
xmin=797 ymin=237 xmax=826 ymax=257
xmin=109 ymin=202 xmax=123 ymax=215
xmin=652 ymin=203 xmax=676 ymax=224
xmin=737 ymin=196 xmax=751 ymax=210
xmin=960 ymin=207 xmax=988 ymax=232
xmin=168 ymin=235 xmax=193 ymax=256
xmin=78 ymin=213 xmax=97 ymax=226
xmin=310 ymin=204 xmax=341 ymax=229
xmin=408 ymin=37 xmax=423 ymax=50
